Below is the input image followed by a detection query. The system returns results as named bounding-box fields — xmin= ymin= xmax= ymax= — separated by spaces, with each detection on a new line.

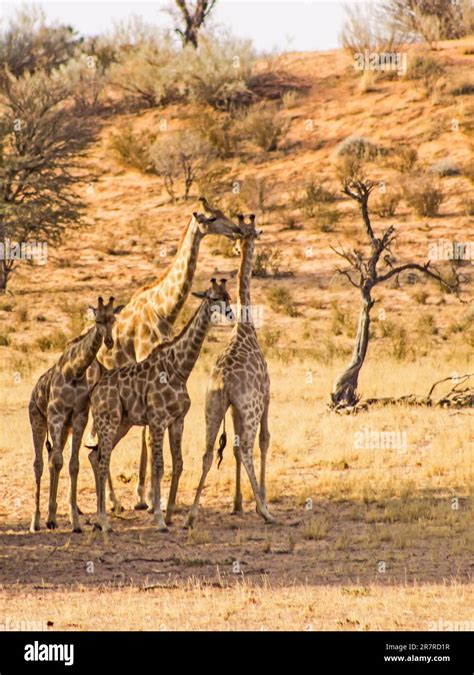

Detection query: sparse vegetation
xmin=405 ymin=175 xmax=444 ymax=216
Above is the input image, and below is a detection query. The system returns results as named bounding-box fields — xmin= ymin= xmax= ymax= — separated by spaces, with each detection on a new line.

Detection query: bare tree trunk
xmin=331 ymin=290 xmax=374 ymax=407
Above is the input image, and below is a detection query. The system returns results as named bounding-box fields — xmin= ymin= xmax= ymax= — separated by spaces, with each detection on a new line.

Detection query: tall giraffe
xmin=92 ymin=198 xmax=242 ymax=510
xmin=29 ymin=297 xmax=122 ymax=533
xmin=88 ymin=273 xmax=233 ymax=532
xmin=186 ymin=214 xmax=275 ymax=528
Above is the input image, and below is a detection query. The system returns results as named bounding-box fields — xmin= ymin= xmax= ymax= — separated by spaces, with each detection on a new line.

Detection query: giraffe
xmin=186 ymin=214 xmax=275 ymax=528
xmin=29 ymin=297 xmax=123 ymax=533
xmin=91 ymin=198 xmax=243 ymax=510
xmin=88 ymin=271 xmax=233 ymax=533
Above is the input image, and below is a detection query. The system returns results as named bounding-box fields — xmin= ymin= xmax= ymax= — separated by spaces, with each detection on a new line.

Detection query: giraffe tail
xmin=217 ymin=431 xmax=227 ymax=469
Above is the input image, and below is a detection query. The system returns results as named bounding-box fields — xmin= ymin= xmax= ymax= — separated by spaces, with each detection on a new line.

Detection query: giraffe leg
xmin=233 ymin=410 xmax=276 ymax=524
xmin=107 ymin=470 xmax=124 ymax=513
xmin=69 ymin=411 xmax=88 ymax=533
xmin=258 ymin=400 xmax=271 ymax=506
xmin=134 ymin=426 xmax=149 ymax=510
xmin=165 ymin=416 xmax=185 ymax=525
xmin=46 ymin=418 xmax=69 ymax=530
xmin=148 ymin=421 xmax=168 ymax=532
xmin=231 ymin=408 xmax=243 ymax=515
xmin=186 ymin=401 xmax=224 ymax=529
xmin=91 ymin=418 xmax=126 ymax=532
xmin=29 ymin=403 xmax=47 ymax=533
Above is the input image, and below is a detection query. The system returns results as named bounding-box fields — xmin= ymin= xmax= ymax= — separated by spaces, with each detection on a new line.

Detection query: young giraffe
xmin=92 ymin=198 xmax=242 ymax=510
xmin=88 ymin=272 xmax=233 ymax=532
xmin=186 ymin=214 xmax=275 ymax=528
xmin=29 ymin=297 xmax=122 ymax=533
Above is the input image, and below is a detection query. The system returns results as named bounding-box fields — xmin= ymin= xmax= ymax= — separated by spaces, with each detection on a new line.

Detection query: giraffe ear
xmin=192 ymin=291 xmax=206 ymax=299
xmin=88 ymin=306 xmax=97 ymax=318
xmin=113 ymin=304 xmax=125 ymax=315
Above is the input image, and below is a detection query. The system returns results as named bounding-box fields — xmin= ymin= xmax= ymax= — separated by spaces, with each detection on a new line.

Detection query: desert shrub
xmin=358 ymin=70 xmax=379 ymax=94
xmin=416 ymin=312 xmax=437 ymax=336
xmin=461 ymin=196 xmax=474 ymax=217
xmin=336 ymin=135 xmax=383 ymax=161
xmin=430 ymin=159 xmax=460 ymax=177
xmin=334 ymin=154 xmax=364 ymax=183
xmin=36 ymin=330 xmax=68 ymax=352
xmin=240 ymin=177 xmax=273 ymax=219
xmin=253 ymin=246 xmax=286 ymax=278
xmin=340 ymin=4 xmax=401 ymax=53
xmin=179 ymin=33 xmax=255 ymax=111
xmin=405 ymin=53 xmax=445 ymax=96
xmin=0 ymin=5 xmax=79 ymax=77
xmin=389 ymin=325 xmax=409 ymax=360
xmin=374 ymin=191 xmax=401 ymax=217
xmin=405 ymin=175 xmax=444 ymax=216
xmin=239 ymin=102 xmax=290 ymax=152
xmin=387 ymin=144 xmax=418 ymax=172
xmin=302 ymin=516 xmax=328 ymax=540
xmin=189 ymin=109 xmax=236 ymax=158
xmin=299 ymin=179 xmax=337 ymax=217
xmin=382 ymin=0 xmax=474 ymax=43
xmin=413 ymin=288 xmax=429 ymax=304
xmin=108 ymin=37 xmax=180 ymax=107
xmin=109 ymin=124 xmax=156 ymax=172
xmin=261 ymin=327 xmax=281 ymax=350
xmin=267 ymin=286 xmax=299 ymax=317
xmin=59 ymin=53 xmax=107 ymax=113
xmin=311 ymin=205 xmax=342 ymax=232
xmin=149 ymin=131 xmax=215 ymax=200
xmin=0 ymin=333 xmax=11 ymax=347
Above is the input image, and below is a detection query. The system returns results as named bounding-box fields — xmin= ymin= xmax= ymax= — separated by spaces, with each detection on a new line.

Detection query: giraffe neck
xmin=164 ymin=299 xmax=213 ymax=381
xmin=148 ymin=216 xmax=203 ymax=325
xmin=60 ymin=326 xmax=102 ymax=379
xmin=237 ymin=237 xmax=255 ymax=326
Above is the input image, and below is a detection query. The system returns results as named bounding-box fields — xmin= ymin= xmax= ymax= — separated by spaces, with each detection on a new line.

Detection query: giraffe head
xmin=195 ymin=197 xmax=243 ymax=239
xmin=192 ymin=278 xmax=234 ymax=322
xmin=88 ymin=296 xmax=124 ymax=350
xmin=233 ymin=213 xmax=262 ymax=254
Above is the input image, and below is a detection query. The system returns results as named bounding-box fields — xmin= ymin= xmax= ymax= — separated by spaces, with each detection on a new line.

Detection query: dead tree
xmin=173 ymin=0 xmax=217 ymax=48
xmin=329 ymin=179 xmax=458 ymax=410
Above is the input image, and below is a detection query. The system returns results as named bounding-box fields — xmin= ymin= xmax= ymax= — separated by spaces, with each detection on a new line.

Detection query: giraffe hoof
xmin=158 ymin=526 xmax=169 ymax=533
xmin=46 ymin=520 xmax=57 ymax=530
xmin=231 ymin=508 xmax=244 ymax=516
xmin=71 ymin=527 xmax=83 ymax=534
xmin=133 ymin=501 xmax=149 ymax=511
xmin=111 ymin=503 xmax=124 ymax=514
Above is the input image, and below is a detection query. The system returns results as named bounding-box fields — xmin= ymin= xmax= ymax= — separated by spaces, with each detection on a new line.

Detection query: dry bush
xmin=179 ymin=33 xmax=255 ymax=112
xmin=374 ymin=191 xmax=401 ymax=217
xmin=336 ymin=135 xmax=383 ymax=162
xmin=387 ymin=144 xmax=418 ymax=172
xmin=266 ymin=286 xmax=299 ymax=317
xmin=430 ymin=159 xmax=460 ymax=177
xmin=59 ymin=53 xmax=107 ymax=114
xmin=0 ymin=5 xmax=79 ymax=77
xmin=189 ymin=108 xmax=236 ymax=159
xmin=405 ymin=174 xmax=444 ymax=216
xmin=149 ymin=131 xmax=215 ymax=200
xmin=108 ymin=36 xmax=180 ymax=108
xmin=109 ymin=123 xmax=156 ymax=172
xmin=238 ymin=102 xmax=290 ymax=152
xmin=35 ymin=330 xmax=68 ymax=352
xmin=240 ymin=177 xmax=273 ymax=220
xmin=382 ymin=0 xmax=474 ymax=43
xmin=253 ymin=246 xmax=287 ymax=278
xmin=405 ymin=53 xmax=445 ymax=96
xmin=334 ymin=154 xmax=364 ymax=184
xmin=310 ymin=205 xmax=342 ymax=232
xmin=340 ymin=4 xmax=401 ymax=54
